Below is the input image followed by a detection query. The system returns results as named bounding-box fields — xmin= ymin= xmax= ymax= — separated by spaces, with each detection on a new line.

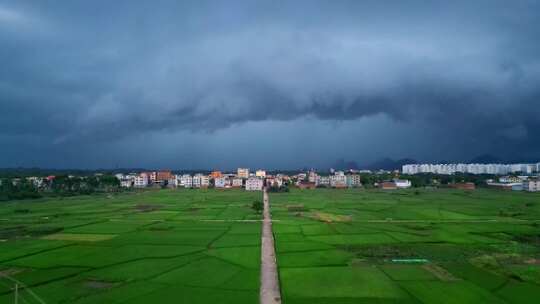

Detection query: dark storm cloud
xmin=1 ymin=0 xmax=540 ymax=165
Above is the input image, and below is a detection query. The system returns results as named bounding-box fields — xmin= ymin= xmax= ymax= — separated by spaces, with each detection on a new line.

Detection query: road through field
xmin=260 ymin=188 xmax=282 ymax=304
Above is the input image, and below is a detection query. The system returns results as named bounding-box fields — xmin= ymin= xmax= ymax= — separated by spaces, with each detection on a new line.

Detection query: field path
xmin=260 ymin=188 xmax=282 ymax=304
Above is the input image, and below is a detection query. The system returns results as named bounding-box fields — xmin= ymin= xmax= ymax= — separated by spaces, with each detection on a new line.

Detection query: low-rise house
xmin=245 ymin=177 xmax=263 ymax=191
xmin=393 ymin=179 xmax=411 ymax=189
xmin=380 ymin=181 xmax=397 ymax=190
xmin=499 ymin=176 xmax=521 ymax=183
xmin=298 ymin=181 xmax=316 ymax=189
xmin=449 ymin=182 xmax=476 ymax=190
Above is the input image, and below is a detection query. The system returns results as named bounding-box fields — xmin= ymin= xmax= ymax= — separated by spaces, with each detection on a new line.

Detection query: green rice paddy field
xmin=0 ymin=189 xmax=262 ymax=303
xmin=271 ymin=188 xmax=540 ymax=304
xmin=2 ymin=188 xmax=540 ymax=303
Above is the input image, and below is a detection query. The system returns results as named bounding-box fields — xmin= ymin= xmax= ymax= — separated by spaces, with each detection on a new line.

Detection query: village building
xmin=256 ymin=170 xmax=266 ymax=178
xmin=380 ymin=181 xmax=398 ymax=190
xmin=298 ymin=181 xmax=316 ymax=189
xmin=346 ymin=174 xmax=362 ymax=187
xmin=330 ymin=171 xmax=347 ymax=188
xmin=449 ymin=182 xmax=476 ymax=190
xmin=180 ymin=174 xmax=193 ymax=188
xmin=245 ymin=177 xmax=263 ymax=191
xmin=317 ymin=176 xmax=330 ymax=187
xmin=134 ymin=173 xmax=149 ymax=188
xmin=237 ymin=168 xmax=249 ymax=179
xmin=523 ymin=179 xmax=540 ymax=192
xmin=393 ymin=179 xmax=412 ymax=189
xmin=231 ymin=178 xmax=243 ymax=188
xmin=214 ymin=176 xmax=228 ymax=188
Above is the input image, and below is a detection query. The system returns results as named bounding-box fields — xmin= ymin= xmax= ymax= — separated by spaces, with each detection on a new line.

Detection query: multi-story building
xmin=134 ymin=173 xmax=149 ymax=188
xmin=308 ymin=170 xmax=318 ymax=183
xmin=256 ymin=170 xmax=266 ymax=178
xmin=330 ymin=171 xmax=347 ymax=188
xmin=192 ymin=173 xmax=209 ymax=188
xmin=317 ymin=176 xmax=330 ymax=187
xmin=524 ymin=180 xmax=540 ymax=192
xmin=266 ymin=177 xmax=283 ymax=188
xmin=231 ymin=178 xmax=243 ymax=188
xmin=210 ymin=171 xmax=222 ymax=179
xmin=403 ymin=162 xmax=540 ymax=176
xmin=180 ymin=174 xmax=192 ymax=188
xmin=120 ymin=179 xmax=133 ymax=188
xmin=156 ymin=170 xmax=173 ymax=182
xmin=192 ymin=174 xmax=202 ymax=188
xmin=167 ymin=178 xmax=178 ymax=188
xmin=237 ymin=168 xmax=249 ymax=179
xmin=200 ymin=175 xmax=210 ymax=187
xmin=245 ymin=177 xmax=263 ymax=191
xmin=148 ymin=172 xmax=157 ymax=184
xmin=346 ymin=174 xmax=362 ymax=187
xmin=214 ymin=177 xmax=228 ymax=188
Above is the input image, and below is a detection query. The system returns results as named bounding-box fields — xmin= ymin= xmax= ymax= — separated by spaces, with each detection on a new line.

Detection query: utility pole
xmin=14 ymin=283 xmax=18 ymax=304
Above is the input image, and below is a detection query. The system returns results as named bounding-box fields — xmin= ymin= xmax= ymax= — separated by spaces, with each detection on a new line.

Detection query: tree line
xmin=0 ymin=175 xmax=121 ymax=202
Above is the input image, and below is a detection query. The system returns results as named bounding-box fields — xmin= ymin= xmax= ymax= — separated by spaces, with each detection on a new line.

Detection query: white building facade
xmin=245 ymin=177 xmax=263 ymax=191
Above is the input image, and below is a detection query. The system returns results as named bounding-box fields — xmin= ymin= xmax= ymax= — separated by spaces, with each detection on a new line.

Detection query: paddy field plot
xmin=270 ymin=188 xmax=540 ymax=304
xmin=0 ymin=189 xmax=261 ymax=304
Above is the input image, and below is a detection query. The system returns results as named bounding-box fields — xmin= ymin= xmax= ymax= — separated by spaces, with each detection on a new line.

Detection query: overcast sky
xmin=1 ymin=1 xmax=539 ymax=169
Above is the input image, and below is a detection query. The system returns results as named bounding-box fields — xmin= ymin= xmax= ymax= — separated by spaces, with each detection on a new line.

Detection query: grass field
xmin=0 ymin=189 xmax=261 ymax=303
xmin=2 ymin=187 xmax=540 ymax=303
xmin=270 ymin=188 xmax=540 ymax=304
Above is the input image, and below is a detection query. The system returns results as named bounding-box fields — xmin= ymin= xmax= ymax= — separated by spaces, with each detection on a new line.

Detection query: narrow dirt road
xmin=260 ymin=188 xmax=282 ymax=304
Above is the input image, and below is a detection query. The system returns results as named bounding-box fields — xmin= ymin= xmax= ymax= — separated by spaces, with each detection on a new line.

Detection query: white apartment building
xmin=192 ymin=174 xmax=201 ymax=188
xmin=308 ymin=171 xmax=318 ymax=183
xmin=167 ymin=178 xmax=178 ymax=187
xmin=245 ymin=177 xmax=263 ymax=191
xmin=214 ymin=177 xmax=228 ymax=188
xmin=180 ymin=174 xmax=192 ymax=188
xmin=267 ymin=177 xmax=283 ymax=188
xmin=524 ymin=180 xmax=540 ymax=192
xmin=317 ymin=176 xmax=330 ymax=186
xmin=192 ymin=174 xmax=209 ymax=188
xmin=120 ymin=179 xmax=133 ymax=188
xmin=134 ymin=174 xmax=149 ymax=187
xmin=237 ymin=168 xmax=249 ymax=179
xmin=403 ymin=162 xmax=540 ymax=176
xmin=256 ymin=170 xmax=266 ymax=178
xmin=330 ymin=171 xmax=347 ymax=187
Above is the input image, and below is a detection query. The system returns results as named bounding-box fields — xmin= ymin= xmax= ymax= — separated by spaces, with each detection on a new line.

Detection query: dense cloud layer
xmin=1 ymin=1 xmax=539 ymax=168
